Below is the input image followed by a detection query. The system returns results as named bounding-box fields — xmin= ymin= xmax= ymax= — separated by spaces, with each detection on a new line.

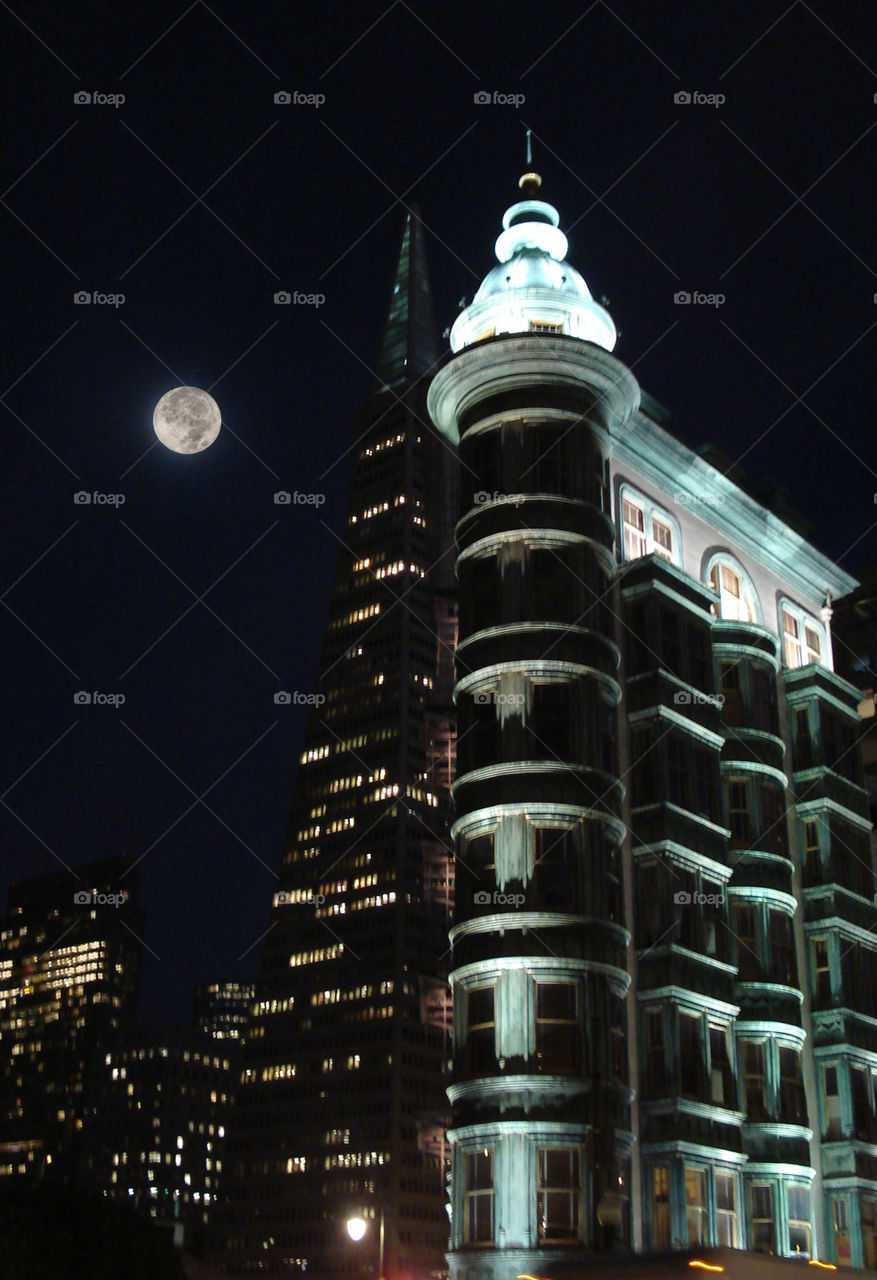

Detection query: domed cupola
xmin=449 ymin=170 xmax=617 ymax=353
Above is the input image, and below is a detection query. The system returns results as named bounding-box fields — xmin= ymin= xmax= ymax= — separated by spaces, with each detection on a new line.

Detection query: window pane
xmin=652 ymin=1165 xmax=671 ymax=1249
xmin=537 ymin=1147 xmax=581 ymax=1242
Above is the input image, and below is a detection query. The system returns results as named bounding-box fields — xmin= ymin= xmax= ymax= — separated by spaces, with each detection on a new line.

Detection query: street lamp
xmin=346 ymin=1209 xmax=384 ymax=1279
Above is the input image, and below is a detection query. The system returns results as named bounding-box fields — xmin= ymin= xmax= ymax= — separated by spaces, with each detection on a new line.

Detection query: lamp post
xmin=346 ymin=1209 xmax=384 ymax=1280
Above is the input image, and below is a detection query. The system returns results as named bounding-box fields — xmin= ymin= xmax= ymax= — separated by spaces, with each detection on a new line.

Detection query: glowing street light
xmin=346 ymin=1209 xmax=384 ymax=1278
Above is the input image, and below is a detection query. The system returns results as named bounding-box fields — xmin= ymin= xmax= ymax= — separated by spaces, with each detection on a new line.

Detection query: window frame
xmin=705 ymin=554 xmax=761 ymax=624
xmin=462 ymin=1147 xmax=495 ymax=1245
xmin=618 ymin=485 xmax=681 ymax=566
xmin=779 ymin=599 xmax=826 ymax=670
xmin=536 ymin=1145 xmax=583 ymax=1243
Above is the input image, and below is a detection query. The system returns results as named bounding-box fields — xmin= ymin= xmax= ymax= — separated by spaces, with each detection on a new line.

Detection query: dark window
xmin=728 ymin=779 xmax=751 ymax=849
xmin=535 ymin=983 xmax=580 ymax=1074
xmin=751 ymin=1184 xmax=775 ymax=1253
xmin=645 ymin=1008 xmax=666 ymax=1093
xmin=534 ymin=827 xmax=578 ymax=910
xmin=709 ymin=1023 xmax=733 ymax=1106
xmin=537 ymin=1147 xmax=581 ymax=1242
xmin=770 ymin=910 xmax=796 ymax=985
xmin=735 ymin=904 xmax=759 ymax=979
xmin=528 ymin=427 xmax=565 ymax=495
xmin=466 ymin=986 xmax=495 ymax=1076
xmin=812 ymin=938 xmax=831 ymax=1005
xmin=530 ymin=682 xmax=574 ymax=760
xmin=694 ymin=751 xmax=717 ymax=821
xmin=463 ymin=1149 xmax=494 ymax=1243
xmin=742 ymin=1040 xmax=768 ymax=1120
xmin=759 ymin=782 xmax=788 ymax=855
xmin=721 ymin=661 xmax=744 ymax=726
xmin=779 ymin=1046 xmax=806 ymax=1124
xmin=667 ymin=735 xmax=687 ymax=808
xmin=660 ymin=607 xmax=681 ymax=677
xmin=679 ymin=1012 xmax=702 ymax=1099
xmin=752 ymin=666 xmax=778 ymax=734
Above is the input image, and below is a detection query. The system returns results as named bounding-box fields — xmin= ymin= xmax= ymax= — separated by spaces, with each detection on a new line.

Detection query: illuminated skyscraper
xmin=0 ymin=856 xmax=142 ymax=1182
xmin=216 ymin=211 xmax=457 ymax=1278
xmin=428 ymin=170 xmax=875 ymax=1277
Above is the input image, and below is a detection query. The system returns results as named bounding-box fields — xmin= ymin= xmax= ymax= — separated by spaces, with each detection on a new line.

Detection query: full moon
xmin=153 ymin=386 xmax=221 ymax=454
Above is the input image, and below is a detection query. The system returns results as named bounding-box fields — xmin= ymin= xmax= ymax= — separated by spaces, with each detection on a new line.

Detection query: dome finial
xmin=519 ymin=128 xmax=542 ymax=196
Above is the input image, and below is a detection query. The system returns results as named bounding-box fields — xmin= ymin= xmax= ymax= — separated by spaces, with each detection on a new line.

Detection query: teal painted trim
xmin=719 ymin=758 xmax=789 ymax=787
xmin=635 ymin=986 xmax=740 ymax=1017
xmin=619 ymin=575 xmax=715 ymax=617
xmin=611 ymin=410 xmax=858 ymax=601
xmin=627 ymin=704 xmax=726 ymax=748
xmin=630 ymin=801 xmax=730 ymax=839
xmin=632 ymin=840 xmax=733 ymax=882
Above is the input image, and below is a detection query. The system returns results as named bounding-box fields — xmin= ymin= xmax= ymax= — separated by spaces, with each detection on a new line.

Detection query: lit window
xmin=652 ymin=1165 xmax=671 ymax=1249
xmin=709 ymin=561 xmax=758 ymax=623
xmin=652 ymin=517 xmax=673 ymax=561
xmin=622 ymin=498 xmax=647 ymax=560
xmin=781 ymin=606 xmax=823 ymax=668
xmin=537 ymin=1147 xmax=581 ymax=1242
xmin=861 ymin=1194 xmax=877 ymax=1269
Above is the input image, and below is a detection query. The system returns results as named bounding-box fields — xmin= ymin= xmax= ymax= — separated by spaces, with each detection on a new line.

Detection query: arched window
xmin=706 ymin=556 xmax=759 ymax=623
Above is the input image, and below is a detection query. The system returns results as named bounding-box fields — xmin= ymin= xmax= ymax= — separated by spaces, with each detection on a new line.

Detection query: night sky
xmin=1 ymin=1 xmax=874 ymax=1028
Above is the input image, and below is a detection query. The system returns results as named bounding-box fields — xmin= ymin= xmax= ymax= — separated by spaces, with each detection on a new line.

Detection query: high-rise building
xmin=193 ymin=981 xmax=255 ymax=1044
xmin=98 ymin=1029 xmax=237 ymax=1251
xmin=0 ymin=856 xmax=143 ymax=1182
xmin=214 ymin=211 xmax=457 ymax=1278
xmin=428 ymin=170 xmax=876 ymax=1277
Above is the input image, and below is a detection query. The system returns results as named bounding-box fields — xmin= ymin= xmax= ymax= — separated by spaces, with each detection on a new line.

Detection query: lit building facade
xmin=0 ymin=857 xmax=142 ymax=1182
xmin=193 ymin=981 xmax=255 ymax=1044
xmin=428 ymin=172 xmax=876 ymax=1277
xmin=214 ymin=211 xmax=457 ymax=1278
xmin=98 ymin=1030 xmax=237 ymax=1251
